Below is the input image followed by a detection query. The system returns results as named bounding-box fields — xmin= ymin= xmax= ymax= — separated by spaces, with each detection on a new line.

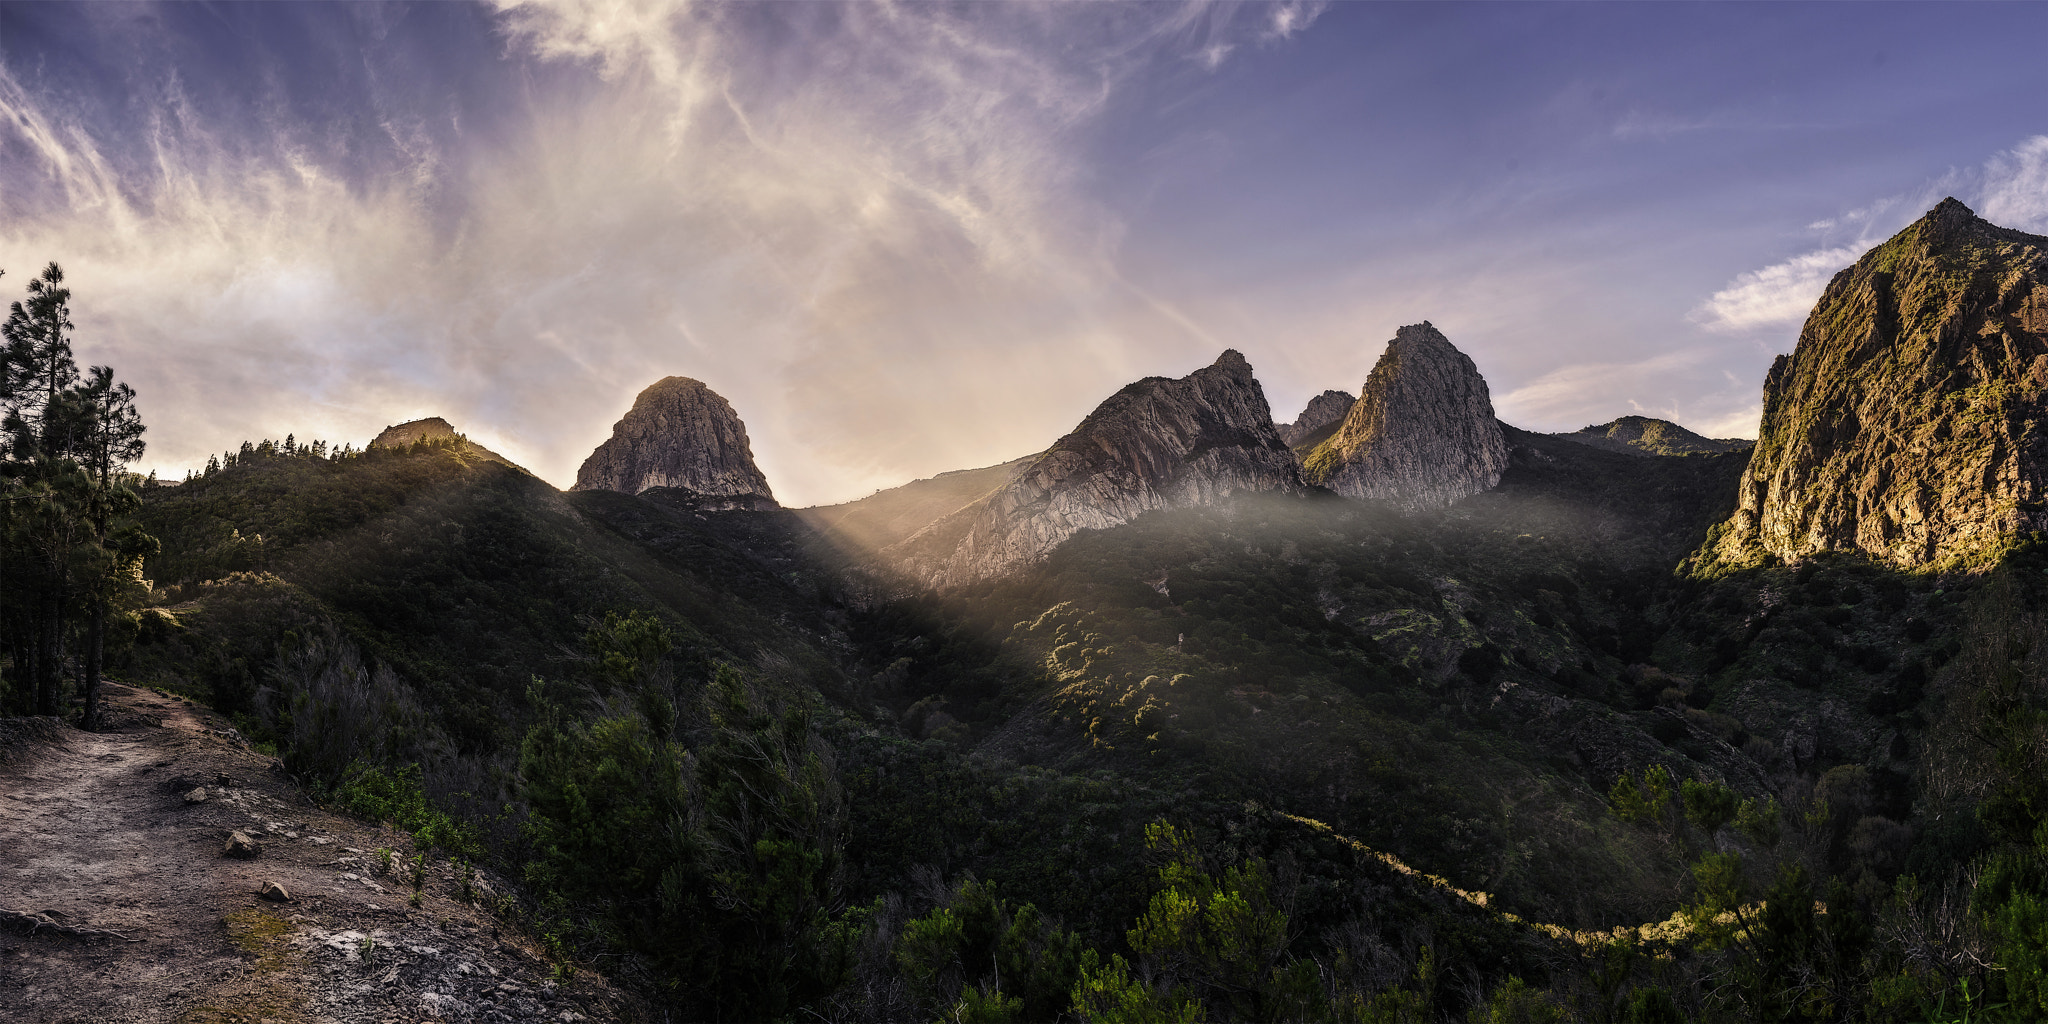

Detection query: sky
xmin=0 ymin=1 xmax=2044 ymax=507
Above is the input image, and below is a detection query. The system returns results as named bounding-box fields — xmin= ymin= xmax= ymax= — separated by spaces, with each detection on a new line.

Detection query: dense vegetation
xmin=0 ymin=262 xmax=153 ymax=730
xmin=14 ymin=357 xmax=2048 ymax=1021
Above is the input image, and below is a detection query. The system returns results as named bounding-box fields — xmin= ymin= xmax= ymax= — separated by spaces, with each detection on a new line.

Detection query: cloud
xmin=1980 ymin=134 xmax=2048 ymax=232
xmin=0 ymin=1 xmax=1322 ymax=506
xmin=1690 ymin=133 xmax=2047 ymax=339
xmin=1612 ymin=110 xmax=1716 ymax=141
xmin=1265 ymin=1 xmax=1330 ymax=40
xmin=1689 ymin=246 xmax=1860 ymax=333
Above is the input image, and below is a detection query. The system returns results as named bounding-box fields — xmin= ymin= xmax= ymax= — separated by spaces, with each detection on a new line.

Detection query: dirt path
xmin=0 ymin=683 xmax=642 ymax=1024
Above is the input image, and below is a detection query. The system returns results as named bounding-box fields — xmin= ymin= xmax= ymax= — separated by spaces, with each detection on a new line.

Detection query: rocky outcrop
xmin=1707 ymin=199 xmax=2048 ymax=570
xmin=573 ymin=377 xmax=777 ymax=509
xmin=1303 ymin=322 xmax=1508 ymax=509
xmin=1559 ymin=416 xmax=1752 ymax=457
xmin=371 ymin=417 xmax=460 ymax=449
xmin=888 ymin=350 xmax=1304 ymax=588
xmin=1277 ymin=390 xmax=1356 ymax=448
xmin=369 ymin=417 xmax=516 ymax=466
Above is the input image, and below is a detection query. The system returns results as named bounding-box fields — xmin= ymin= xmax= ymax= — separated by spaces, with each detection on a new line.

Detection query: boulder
xmin=224 ymin=831 xmax=261 ymax=859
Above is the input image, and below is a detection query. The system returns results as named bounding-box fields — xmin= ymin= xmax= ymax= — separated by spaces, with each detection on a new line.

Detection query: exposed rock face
xmin=1709 ymin=199 xmax=2048 ymax=570
xmin=889 ymin=350 xmax=1304 ymax=588
xmin=573 ymin=377 xmax=777 ymax=509
xmin=1303 ymin=322 xmax=1508 ymax=509
xmin=372 ymin=417 xmax=460 ymax=449
xmin=370 ymin=417 xmax=516 ymax=466
xmin=1559 ymin=416 xmax=1752 ymax=457
xmin=1277 ymin=390 xmax=1356 ymax=448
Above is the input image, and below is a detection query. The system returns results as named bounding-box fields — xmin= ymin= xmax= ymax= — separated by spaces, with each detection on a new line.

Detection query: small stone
xmin=183 ymin=786 xmax=208 ymax=804
xmin=260 ymin=881 xmax=290 ymax=902
xmin=215 ymin=773 xmax=235 ymax=788
xmin=224 ymin=830 xmax=261 ymax=858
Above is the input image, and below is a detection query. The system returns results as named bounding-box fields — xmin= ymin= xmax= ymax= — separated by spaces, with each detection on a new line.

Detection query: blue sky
xmin=1 ymin=1 xmax=2044 ymax=505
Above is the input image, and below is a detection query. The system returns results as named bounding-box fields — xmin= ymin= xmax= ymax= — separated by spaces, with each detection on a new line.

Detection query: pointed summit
xmin=887 ymin=351 xmax=1303 ymax=588
xmin=1707 ymin=202 xmax=2048 ymax=569
xmin=1303 ymin=323 xmax=1508 ymax=510
xmin=573 ymin=376 xmax=777 ymax=508
xmin=1212 ymin=348 xmax=1253 ymax=379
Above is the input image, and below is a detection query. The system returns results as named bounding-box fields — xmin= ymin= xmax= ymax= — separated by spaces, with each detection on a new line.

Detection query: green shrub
xmin=331 ymin=760 xmax=482 ymax=859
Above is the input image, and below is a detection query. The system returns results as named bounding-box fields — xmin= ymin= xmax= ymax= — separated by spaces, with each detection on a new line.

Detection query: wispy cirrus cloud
xmin=0 ymin=0 xmax=1314 ymax=505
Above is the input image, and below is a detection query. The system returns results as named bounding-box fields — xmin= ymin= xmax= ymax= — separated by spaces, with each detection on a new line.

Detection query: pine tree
xmin=1 ymin=263 xmax=80 ymax=460
xmin=71 ymin=365 xmax=149 ymax=730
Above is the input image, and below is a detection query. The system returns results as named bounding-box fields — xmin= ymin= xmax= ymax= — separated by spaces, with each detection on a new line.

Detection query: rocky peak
xmin=1277 ymin=390 xmax=1357 ymax=448
xmin=1302 ymin=322 xmax=1508 ymax=509
xmin=887 ymin=351 xmax=1303 ymax=588
xmin=572 ymin=376 xmax=777 ymax=508
xmin=1705 ymin=199 xmax=2048 ymax=569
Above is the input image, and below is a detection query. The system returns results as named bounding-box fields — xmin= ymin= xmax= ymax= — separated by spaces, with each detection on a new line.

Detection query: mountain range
xmin=19 ymin=198 xmax=2048 ymax=1023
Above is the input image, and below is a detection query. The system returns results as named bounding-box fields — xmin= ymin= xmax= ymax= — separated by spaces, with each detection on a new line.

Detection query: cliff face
xmin=889 ymin=350 xmax=1304 ymax=588
xmin=572 ymin=377 xmax=777 ymax=509
xmin=1559 ymin=416 xmax=1752 ymax=458
xmin=1277 ymin=390 xmax=1357 ymax=448
xmin=1709 ymin=199 xmax=2048 ymax=570
xmin=1303 ymin=322 xmax=1508 ymax=510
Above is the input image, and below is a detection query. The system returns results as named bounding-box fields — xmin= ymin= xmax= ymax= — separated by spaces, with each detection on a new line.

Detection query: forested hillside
xmin=13 ymin=202 xmax=2048 ymax=1023
xmin=30 ymin=406 xmax=2004 ymax=1023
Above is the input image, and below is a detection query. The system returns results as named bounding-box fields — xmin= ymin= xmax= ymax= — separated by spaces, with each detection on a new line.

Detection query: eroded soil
xmin=0 ymin=683 xmax=643 ymax=1024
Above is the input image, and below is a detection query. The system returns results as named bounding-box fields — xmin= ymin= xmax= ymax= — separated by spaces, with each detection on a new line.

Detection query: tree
xmin=1 ymin=262 xmax=80 ymax=460
xmin=0 ymin=264 xmax=153 ymax=725
xmin=70 ymin=364 xmax=149 ymax=730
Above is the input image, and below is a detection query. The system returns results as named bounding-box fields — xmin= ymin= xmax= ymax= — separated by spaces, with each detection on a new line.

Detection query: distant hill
xmin=1554 ymin=415 xmax=1752 ymax=457
xmin=794 ymin=456 xmax=1032 ymax=554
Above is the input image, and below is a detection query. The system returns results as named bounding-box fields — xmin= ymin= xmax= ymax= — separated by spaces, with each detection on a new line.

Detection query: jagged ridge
xmin=886 ymin=350 xmax=1304 ymax=589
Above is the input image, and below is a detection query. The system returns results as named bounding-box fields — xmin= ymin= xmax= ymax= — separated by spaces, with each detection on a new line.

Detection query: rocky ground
xmin=0 ymin=682 xmax=645 ymax=1024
